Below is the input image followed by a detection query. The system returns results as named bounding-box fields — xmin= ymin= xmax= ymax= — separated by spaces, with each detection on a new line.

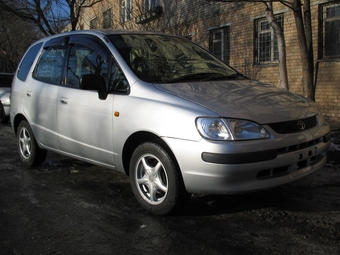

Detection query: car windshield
xmin=108 ymin=34 xmax=238 ymax=83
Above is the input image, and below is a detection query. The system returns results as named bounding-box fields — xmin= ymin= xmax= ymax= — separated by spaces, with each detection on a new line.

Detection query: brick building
xmin=71 ymin=0 xmax=340 ymax=129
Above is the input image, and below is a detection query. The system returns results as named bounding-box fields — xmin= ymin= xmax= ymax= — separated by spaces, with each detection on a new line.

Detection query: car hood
xmin=154 ymin=78 xmax=318 ymax=124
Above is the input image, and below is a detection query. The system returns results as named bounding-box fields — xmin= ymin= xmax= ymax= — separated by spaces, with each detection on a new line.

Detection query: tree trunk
xmin=292 ymin=0 xmax=314 ymax=100
xmin=265 ymin=3 xmax=289 ymax=90
xmin=303 ymin=0 xmax=315 ymax=100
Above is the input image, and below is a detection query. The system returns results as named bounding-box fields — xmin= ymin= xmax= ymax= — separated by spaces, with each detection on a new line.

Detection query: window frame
xmin=90 ymin=17 xmax=98 ymax=29
xmin=120 ymin=0 xmax=133 ymax=23
xmin=320 ymin=2 xmax=340 ymax=59
xmin=142 ymin=0 xmax=160 ymax=13
xmin=102 ymin=7 xmax=113 ymax=29
xmin=254 ymin=13 xmax=284 ymax=65
xmin=209 ymin=26 xmax=230 ymax=64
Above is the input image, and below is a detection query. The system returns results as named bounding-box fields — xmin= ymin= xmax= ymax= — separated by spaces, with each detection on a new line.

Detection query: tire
xmin=17 ymin=120 xmax=47 ymax=167
xmin=129 ymin=142 xmax=190 ymax=215
xmin=0 ymin=101 xmax=8 ymax=124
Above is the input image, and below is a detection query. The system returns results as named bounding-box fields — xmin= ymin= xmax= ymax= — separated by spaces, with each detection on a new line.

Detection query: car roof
xmin=34 ymin=29 xmax=173 ymax=44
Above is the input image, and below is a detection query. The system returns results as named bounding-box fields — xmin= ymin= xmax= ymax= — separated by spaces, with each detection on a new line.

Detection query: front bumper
xmin=163 ymin=123 xmax=331 ymax=194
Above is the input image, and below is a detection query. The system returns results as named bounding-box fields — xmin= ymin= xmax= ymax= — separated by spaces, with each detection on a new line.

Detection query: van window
xmin=17 ymin=42 xmax=43 ymax=81
xmin=109 ymin=59 xmax=129 ymax=93
xmin=66 ymin=44 xmax=109 ymax=88
xmin=33 ymin=46 xmax=66 ymax=84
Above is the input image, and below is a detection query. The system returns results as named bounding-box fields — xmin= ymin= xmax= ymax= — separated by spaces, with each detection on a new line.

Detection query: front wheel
xmin=129 ymin=142 xmax=190 ymax=215
xmin=17 ymin=120 xmax=47 ymax=166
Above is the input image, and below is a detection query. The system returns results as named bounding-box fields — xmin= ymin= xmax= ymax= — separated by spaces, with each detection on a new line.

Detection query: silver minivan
xmin=10 ymin=30 xmax=331 ymax=215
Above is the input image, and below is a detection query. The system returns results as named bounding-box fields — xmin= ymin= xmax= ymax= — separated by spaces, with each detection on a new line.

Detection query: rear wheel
xmin=129 ymin=142 xmax=190 ymax=215
xmin=17 ymin=120 xmax=47 ymax=166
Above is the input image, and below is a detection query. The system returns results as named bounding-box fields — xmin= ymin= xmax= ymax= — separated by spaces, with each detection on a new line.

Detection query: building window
xmin=103 ymin=8 xmax=113 ymax=29
xmin=142 ymin=0 xmax=160 ymax=13
xmin=90 ymin=17 xmax=98 ymax=29
xmin=255 ymin=14 xmax=284 ymax=64
xmin=120 ymin=0 xmax=132 ymax=23
xmin=321 ymin=3 xmax=340 ymax=58
xmin=209 ymin=27 xmax=230 ymax=64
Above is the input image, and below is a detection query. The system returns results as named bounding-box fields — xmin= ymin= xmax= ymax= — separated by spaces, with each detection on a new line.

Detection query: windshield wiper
xmin=164 ymin=72 xmax=239 ymax=83
xmin=200 ymin=72 xmax=241 ymax=81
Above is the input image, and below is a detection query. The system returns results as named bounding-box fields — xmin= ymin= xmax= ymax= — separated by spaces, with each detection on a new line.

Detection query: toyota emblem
xmin=297 ymin=120 xmax=306 ymax=130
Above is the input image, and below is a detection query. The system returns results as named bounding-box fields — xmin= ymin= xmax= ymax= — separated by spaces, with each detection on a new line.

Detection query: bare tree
xmin=0 ymin=0 xmax=103 ymax=35
xmin=0 ymin=8 xmax=41 ymax=72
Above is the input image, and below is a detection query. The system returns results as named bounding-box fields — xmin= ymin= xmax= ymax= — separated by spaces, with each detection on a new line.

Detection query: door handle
xmin=60 ymin=97 xmax=68 ymax=104
xmin=26 ymin=91 xmax=32 ymax=97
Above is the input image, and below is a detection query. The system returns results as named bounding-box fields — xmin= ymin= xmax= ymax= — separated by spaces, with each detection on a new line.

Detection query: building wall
xmin=81 ymin=0 xmax=340 ymax=129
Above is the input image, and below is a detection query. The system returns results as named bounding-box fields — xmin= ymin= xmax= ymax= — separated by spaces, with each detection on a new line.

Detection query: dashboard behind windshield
xmin=108 ymin=34 xmax=238 ymax=83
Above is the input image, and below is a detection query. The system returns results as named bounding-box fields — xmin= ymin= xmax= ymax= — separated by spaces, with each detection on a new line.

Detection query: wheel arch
xmin=12 ymin=114 xmax=28 ymax=136
xmin=122 ymin=131 xmax=180 ymax=177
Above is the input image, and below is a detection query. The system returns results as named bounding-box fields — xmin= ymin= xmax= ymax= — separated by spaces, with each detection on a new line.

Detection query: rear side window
xmin=17 ymin=43 xmax=43 ymax=81
xmin=33 ymin=46 xmax=67 ymax=84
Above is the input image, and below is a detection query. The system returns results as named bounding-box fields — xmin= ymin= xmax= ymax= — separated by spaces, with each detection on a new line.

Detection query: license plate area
xmin=295 ymin=147 xmax=317 ymax=169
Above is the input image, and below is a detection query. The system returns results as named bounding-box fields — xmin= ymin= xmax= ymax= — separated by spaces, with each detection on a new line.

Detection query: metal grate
xmin=268 ymin=115 xmax=317 ymax=134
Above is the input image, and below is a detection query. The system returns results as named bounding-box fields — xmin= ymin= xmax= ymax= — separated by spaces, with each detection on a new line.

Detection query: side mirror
xmin=80 ymin=74 xmax=108 ymax=100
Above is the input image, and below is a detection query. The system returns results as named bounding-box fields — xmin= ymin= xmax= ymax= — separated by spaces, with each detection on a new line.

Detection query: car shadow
xmin=178 ymin=180 xmax=340 ymax=217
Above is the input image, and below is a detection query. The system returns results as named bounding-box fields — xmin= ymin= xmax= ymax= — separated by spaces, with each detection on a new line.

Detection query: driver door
xmin=57 ymin=35 xmax=115 ymax=166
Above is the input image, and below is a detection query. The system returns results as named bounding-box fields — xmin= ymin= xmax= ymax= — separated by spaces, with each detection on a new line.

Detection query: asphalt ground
xmin=1 ymin=122 xmax=340 ymax=255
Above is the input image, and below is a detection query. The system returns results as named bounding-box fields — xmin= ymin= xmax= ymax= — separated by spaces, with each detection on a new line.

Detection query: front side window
xmin=255 ymin=14 xmax=284 ymax=64
xmin=103 ymin=8 xmax=113 ymax=29
xmin=321 ymin=2 xmax=340 ymax=58
xmin=109 ymin=59 xmax=129 ymax=93
xmin=142 ymin=0 xmax=160 ymax=13
xmin=120 ymin=0 xmax=132 ymax=23
xmin=66 ymin=44 xmax=109 ymax=87
xmin=209 ymin=27 xmax=230 ymax=64
xmin=33 ymin=46 xmax=66 ymax=84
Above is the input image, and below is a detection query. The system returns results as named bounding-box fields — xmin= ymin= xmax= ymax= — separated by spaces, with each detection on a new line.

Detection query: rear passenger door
xmin=57 ymin=35 xmax=115 ymax=166
xmin=26 ymin=37 xmax=69 ymax=150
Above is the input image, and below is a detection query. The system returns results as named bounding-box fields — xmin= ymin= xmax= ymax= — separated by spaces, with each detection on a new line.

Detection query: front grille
xmin=276 ymin=137 xmax=323 ymax=154
xmin=268 ymin=115 xmax=317 ymax=134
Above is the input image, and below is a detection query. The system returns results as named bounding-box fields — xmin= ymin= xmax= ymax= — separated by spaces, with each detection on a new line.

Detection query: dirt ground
xmin=0 ymin=122 xmax=339 ymax=255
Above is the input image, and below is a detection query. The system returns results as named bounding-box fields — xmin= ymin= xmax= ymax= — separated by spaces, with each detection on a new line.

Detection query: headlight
xmin=196 ymin=117 xmax=270 ymax=141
